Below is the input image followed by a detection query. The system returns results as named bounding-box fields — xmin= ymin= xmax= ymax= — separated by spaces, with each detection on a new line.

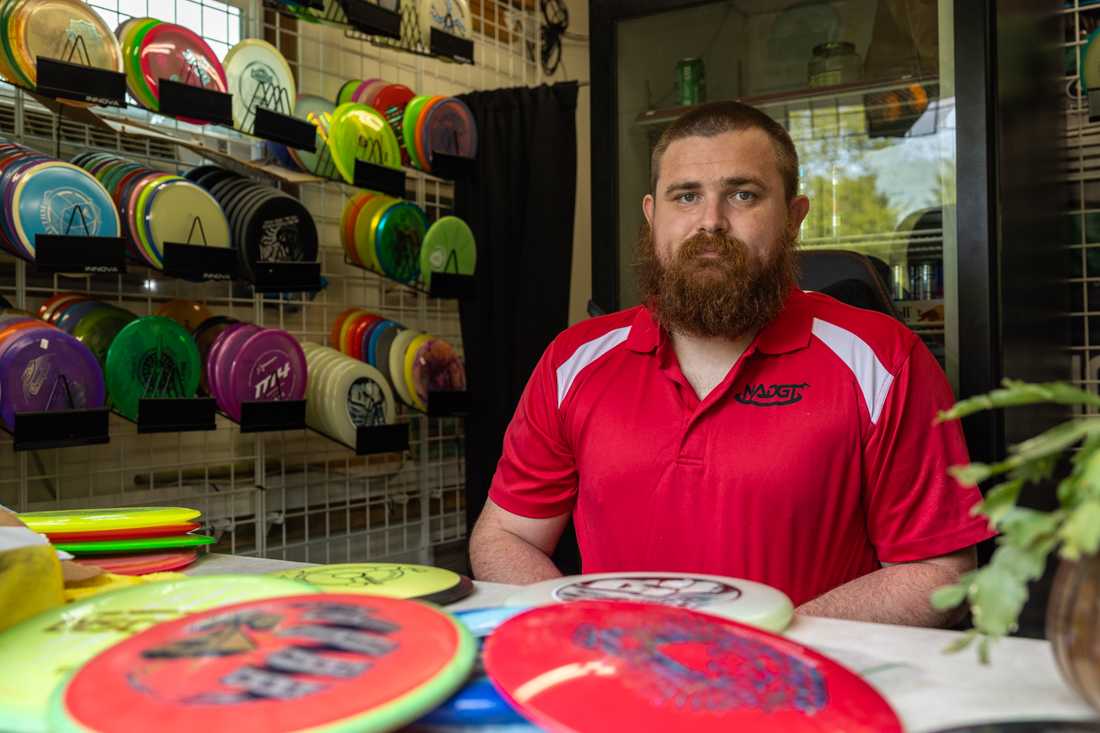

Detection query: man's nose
xmin=699 ymin=197 xmax=729 ymax=234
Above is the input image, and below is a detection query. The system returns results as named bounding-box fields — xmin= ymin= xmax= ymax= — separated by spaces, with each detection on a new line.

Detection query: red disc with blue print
xmin=483 ymin=600 xmax=902 ymax=733
xmin=51 ymin=593 xmax=477 ymax=733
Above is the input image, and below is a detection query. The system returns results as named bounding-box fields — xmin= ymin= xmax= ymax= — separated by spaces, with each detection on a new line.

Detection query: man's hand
xmin=469 ymin=499 xmax=569 ymax=584
xmin=796 ymin=546 xmax=977 ymax=627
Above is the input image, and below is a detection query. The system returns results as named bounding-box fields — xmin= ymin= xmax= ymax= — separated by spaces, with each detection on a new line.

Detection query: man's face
xmin=639 ymin=128 xmax=810 ymax=339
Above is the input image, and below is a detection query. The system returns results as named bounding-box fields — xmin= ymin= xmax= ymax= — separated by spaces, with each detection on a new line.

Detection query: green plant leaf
xmin=1059 ymin=500 xmax=1100 ymax=560
xmin=950 ymin=463 xmax=996 ymax=486
xmin=1011 ymin=420 xmax=1095 ymax=465
xmin=998 ymin=508 xmax=1064 ymax=548
xmin=973 ymin=478 xmax=1024 ymax=526
xmin=1076 ymin=440 xmax=1100 ymax=502
xmin=969 ymin=564 xmax=1027 ymax=637
xmin=943 ymin=629 xmax=978 ymax=654
xmin=993 ymin=544 xmax=1046 ymax=582
xmin=937 ymin=380 xmax=1100 ymax=423
xmin=931 ymin=583 xmax=968 ymax=610
xmin=978 ymin=636 xmax=992 ymax=665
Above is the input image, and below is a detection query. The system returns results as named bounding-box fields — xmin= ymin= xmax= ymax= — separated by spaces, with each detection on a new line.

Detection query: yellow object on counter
xmin=63 ymin=571 xmax=189 ymax=602
xmin=0 ymin=545 xmax=63 ymax=633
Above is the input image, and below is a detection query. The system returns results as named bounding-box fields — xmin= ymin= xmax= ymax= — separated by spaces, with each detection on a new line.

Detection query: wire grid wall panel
xmin=0 ymin=0 xmax=541 ymax=563
xmin=1062 ymin=1 xmax=1100 ymax=411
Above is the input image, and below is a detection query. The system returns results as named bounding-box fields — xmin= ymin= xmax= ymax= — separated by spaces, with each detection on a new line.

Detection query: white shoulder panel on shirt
xmin=811 ymin=317 xmax=895 ymax=424
xmin=555 ymin=325 xmax=631 ymax=408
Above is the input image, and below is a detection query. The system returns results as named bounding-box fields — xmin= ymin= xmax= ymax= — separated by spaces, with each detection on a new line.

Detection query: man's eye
xmin=677 ymin=192 xmax=699 ymax=203
xmin=733 ymin=191 xmax=757 ymax=202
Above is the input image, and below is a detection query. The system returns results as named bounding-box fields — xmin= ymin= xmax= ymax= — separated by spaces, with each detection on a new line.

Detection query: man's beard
xmin=636 ymin=223 xmax=798 ymax=340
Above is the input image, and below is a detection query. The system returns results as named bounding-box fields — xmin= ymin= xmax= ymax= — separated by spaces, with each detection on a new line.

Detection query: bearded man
xmin=468 ymin=101 xmax=993 ymax=627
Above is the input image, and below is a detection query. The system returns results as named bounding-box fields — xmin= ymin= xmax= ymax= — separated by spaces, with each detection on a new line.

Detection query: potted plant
xmin=932 ymin=380 xmax=1100 ymax=709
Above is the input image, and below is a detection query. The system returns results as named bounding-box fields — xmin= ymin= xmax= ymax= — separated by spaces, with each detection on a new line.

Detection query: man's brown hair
xmin=650 ymin=101 xmax=800 ymax=201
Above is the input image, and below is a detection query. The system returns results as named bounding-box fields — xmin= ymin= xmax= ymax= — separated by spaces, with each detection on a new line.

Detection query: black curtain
xmin=455 ymin=82 xmax=580 ymax=572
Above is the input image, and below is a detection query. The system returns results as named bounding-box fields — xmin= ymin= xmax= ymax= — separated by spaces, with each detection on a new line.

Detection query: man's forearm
xmin=469 ymin=526 xmax=563 ymax=584
xmin=796 ymin=563 xmax=965 ymax=627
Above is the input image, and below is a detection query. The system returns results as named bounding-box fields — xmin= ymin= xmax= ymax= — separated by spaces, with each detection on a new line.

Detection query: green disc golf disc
xmin=104 ymin=316 xmax=201 ymax=420
xmin=329 ymin=103 xmax=401 ymax=183
xmin=402 ymin=95 xmax=431 ymax=170
xmin=419 ymin=215 xmax=476 ymax=289
xmin=54 ymin=533 xmax=215 ymax=554
xmin=374 ymin=201 xmax=427 ymax=284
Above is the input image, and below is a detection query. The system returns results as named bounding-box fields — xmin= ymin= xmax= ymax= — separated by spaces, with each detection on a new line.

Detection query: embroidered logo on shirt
xmin=734 ymin=383 xmax=810 ymax=407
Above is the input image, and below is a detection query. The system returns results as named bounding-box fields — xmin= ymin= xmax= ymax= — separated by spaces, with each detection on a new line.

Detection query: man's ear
xmin=643 ymin=194 xmax=655 ymax=226
xmin=788 ymin=195 xmax=810 ymax=238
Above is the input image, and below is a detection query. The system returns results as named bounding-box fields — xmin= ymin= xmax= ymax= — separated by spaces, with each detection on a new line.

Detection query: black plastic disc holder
xmin=337 ymin=0 xmax=402 ymax=39
xmin=252 ymin=107 xmax=317 ymax=152
xmin=230 ymin=400 xmax=307 ymax=433
xmin=250 ymin=261 xmax=324 ymax=293
xmin=36 ymin=57 xmax=126 ymax=107
xmin=429 ymin=29 xmax=474 ymax=64
xmin=131 ymin=397 xmax=216 ymax=433
xmin=430 ymin=152 xmax=476 ymax=180
xmin=7 ymin=408 xmax=110 ymax=451
xmin=427 ymin=390 xmax=471 ymax=417
xmin=428 ymin=272 xmax=476 ymax=300
xmin=309 ymin=422 xmax=409 ymax=455
xmin=353 ymin=160 xmax=407 ymax=198
xmin=33 ymin=234 xmax=126 ymax=275
xmin=162 ymin=242 xmax=238 ymax=282
xmin=158 ymin=79 xmax=233 ymax=127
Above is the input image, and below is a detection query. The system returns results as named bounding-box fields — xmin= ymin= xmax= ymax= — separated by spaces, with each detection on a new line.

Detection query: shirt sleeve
xmin=863 ymin=339 xmax=996 ymax=563
xmin=488 ymin=342 xmax=578 ymax=518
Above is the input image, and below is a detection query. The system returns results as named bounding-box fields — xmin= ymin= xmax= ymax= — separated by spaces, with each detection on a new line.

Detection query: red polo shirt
xmin=488 ymin=289 xmax=994 ymax=606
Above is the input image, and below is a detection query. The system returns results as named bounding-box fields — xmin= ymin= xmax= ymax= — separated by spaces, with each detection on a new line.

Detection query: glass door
xmin=611 ymin=0 xmax=959 ymax=388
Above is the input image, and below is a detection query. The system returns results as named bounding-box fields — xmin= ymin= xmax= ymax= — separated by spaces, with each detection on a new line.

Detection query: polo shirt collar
xmin=624 ymin=288 xmax=813 ymax=356
xmin=755 ymin=288 xmax=814 ymax=355
xmin=625 ymin=305 xmax=661 ymax=353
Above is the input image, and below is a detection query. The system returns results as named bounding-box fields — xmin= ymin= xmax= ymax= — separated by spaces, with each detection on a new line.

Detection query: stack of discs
xmin=420 ymin=215 xmax=477 ymax=288
xmin=341 ymin=193 xmax=427 ymax=284
xmin=224 ymin=37 xmax=296 ymax=133
xmin=327 ymin=309 xmax=465 ymax=415
xmin=155 ymin=299 xmax=213 ymax=333
xmin=402 ymin=94 xmax=477 ymax=173
xmin=19 ymin=507 xmax=211 ymax=574
xmin=49 ymin=594 xmax=476 ymax=733
xmin=0 ymin=316 xmax=105 ymax=429
xmin=191 ymin=165 xmax=319 ymax=280
xmin=302 ymin=342 xmax=395 ymax=448
xmin=370 ymin=82 xmax=416 ymax=166
xmin=203 ymin=321 xmax=308 ymax=421
xmin=336 ymin=77 xmax=391 ymax=107
xmin=115 ymin=17 xmax=227 ymax=122
xmin=37 ymin=293 xmax=136 ymax=367
xmin=265 ymin=94 xmax=335 ymax=175
xmin=326 ymin=102 xmax=403 ymax=183
xmin=0 ymin=0 xmax=122 ymax=91
xmin=71 ymin=152 xmax=231 ymax=270
xmin=0 ymin=576 xmax=314 ymax=733
xmin=104 ymin=316 xmax=201 ymax=421
xmin=392 ymin=329 xmax=466 ymax=413
xmin=0 ymin=142 xmax=120 ymax=261
xmin=416 ymin=607 xmax=535 ymax=729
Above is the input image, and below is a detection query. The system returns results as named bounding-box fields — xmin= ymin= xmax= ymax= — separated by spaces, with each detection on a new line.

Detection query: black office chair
xmin=797 ymin=250 xmax=900 ymax=320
